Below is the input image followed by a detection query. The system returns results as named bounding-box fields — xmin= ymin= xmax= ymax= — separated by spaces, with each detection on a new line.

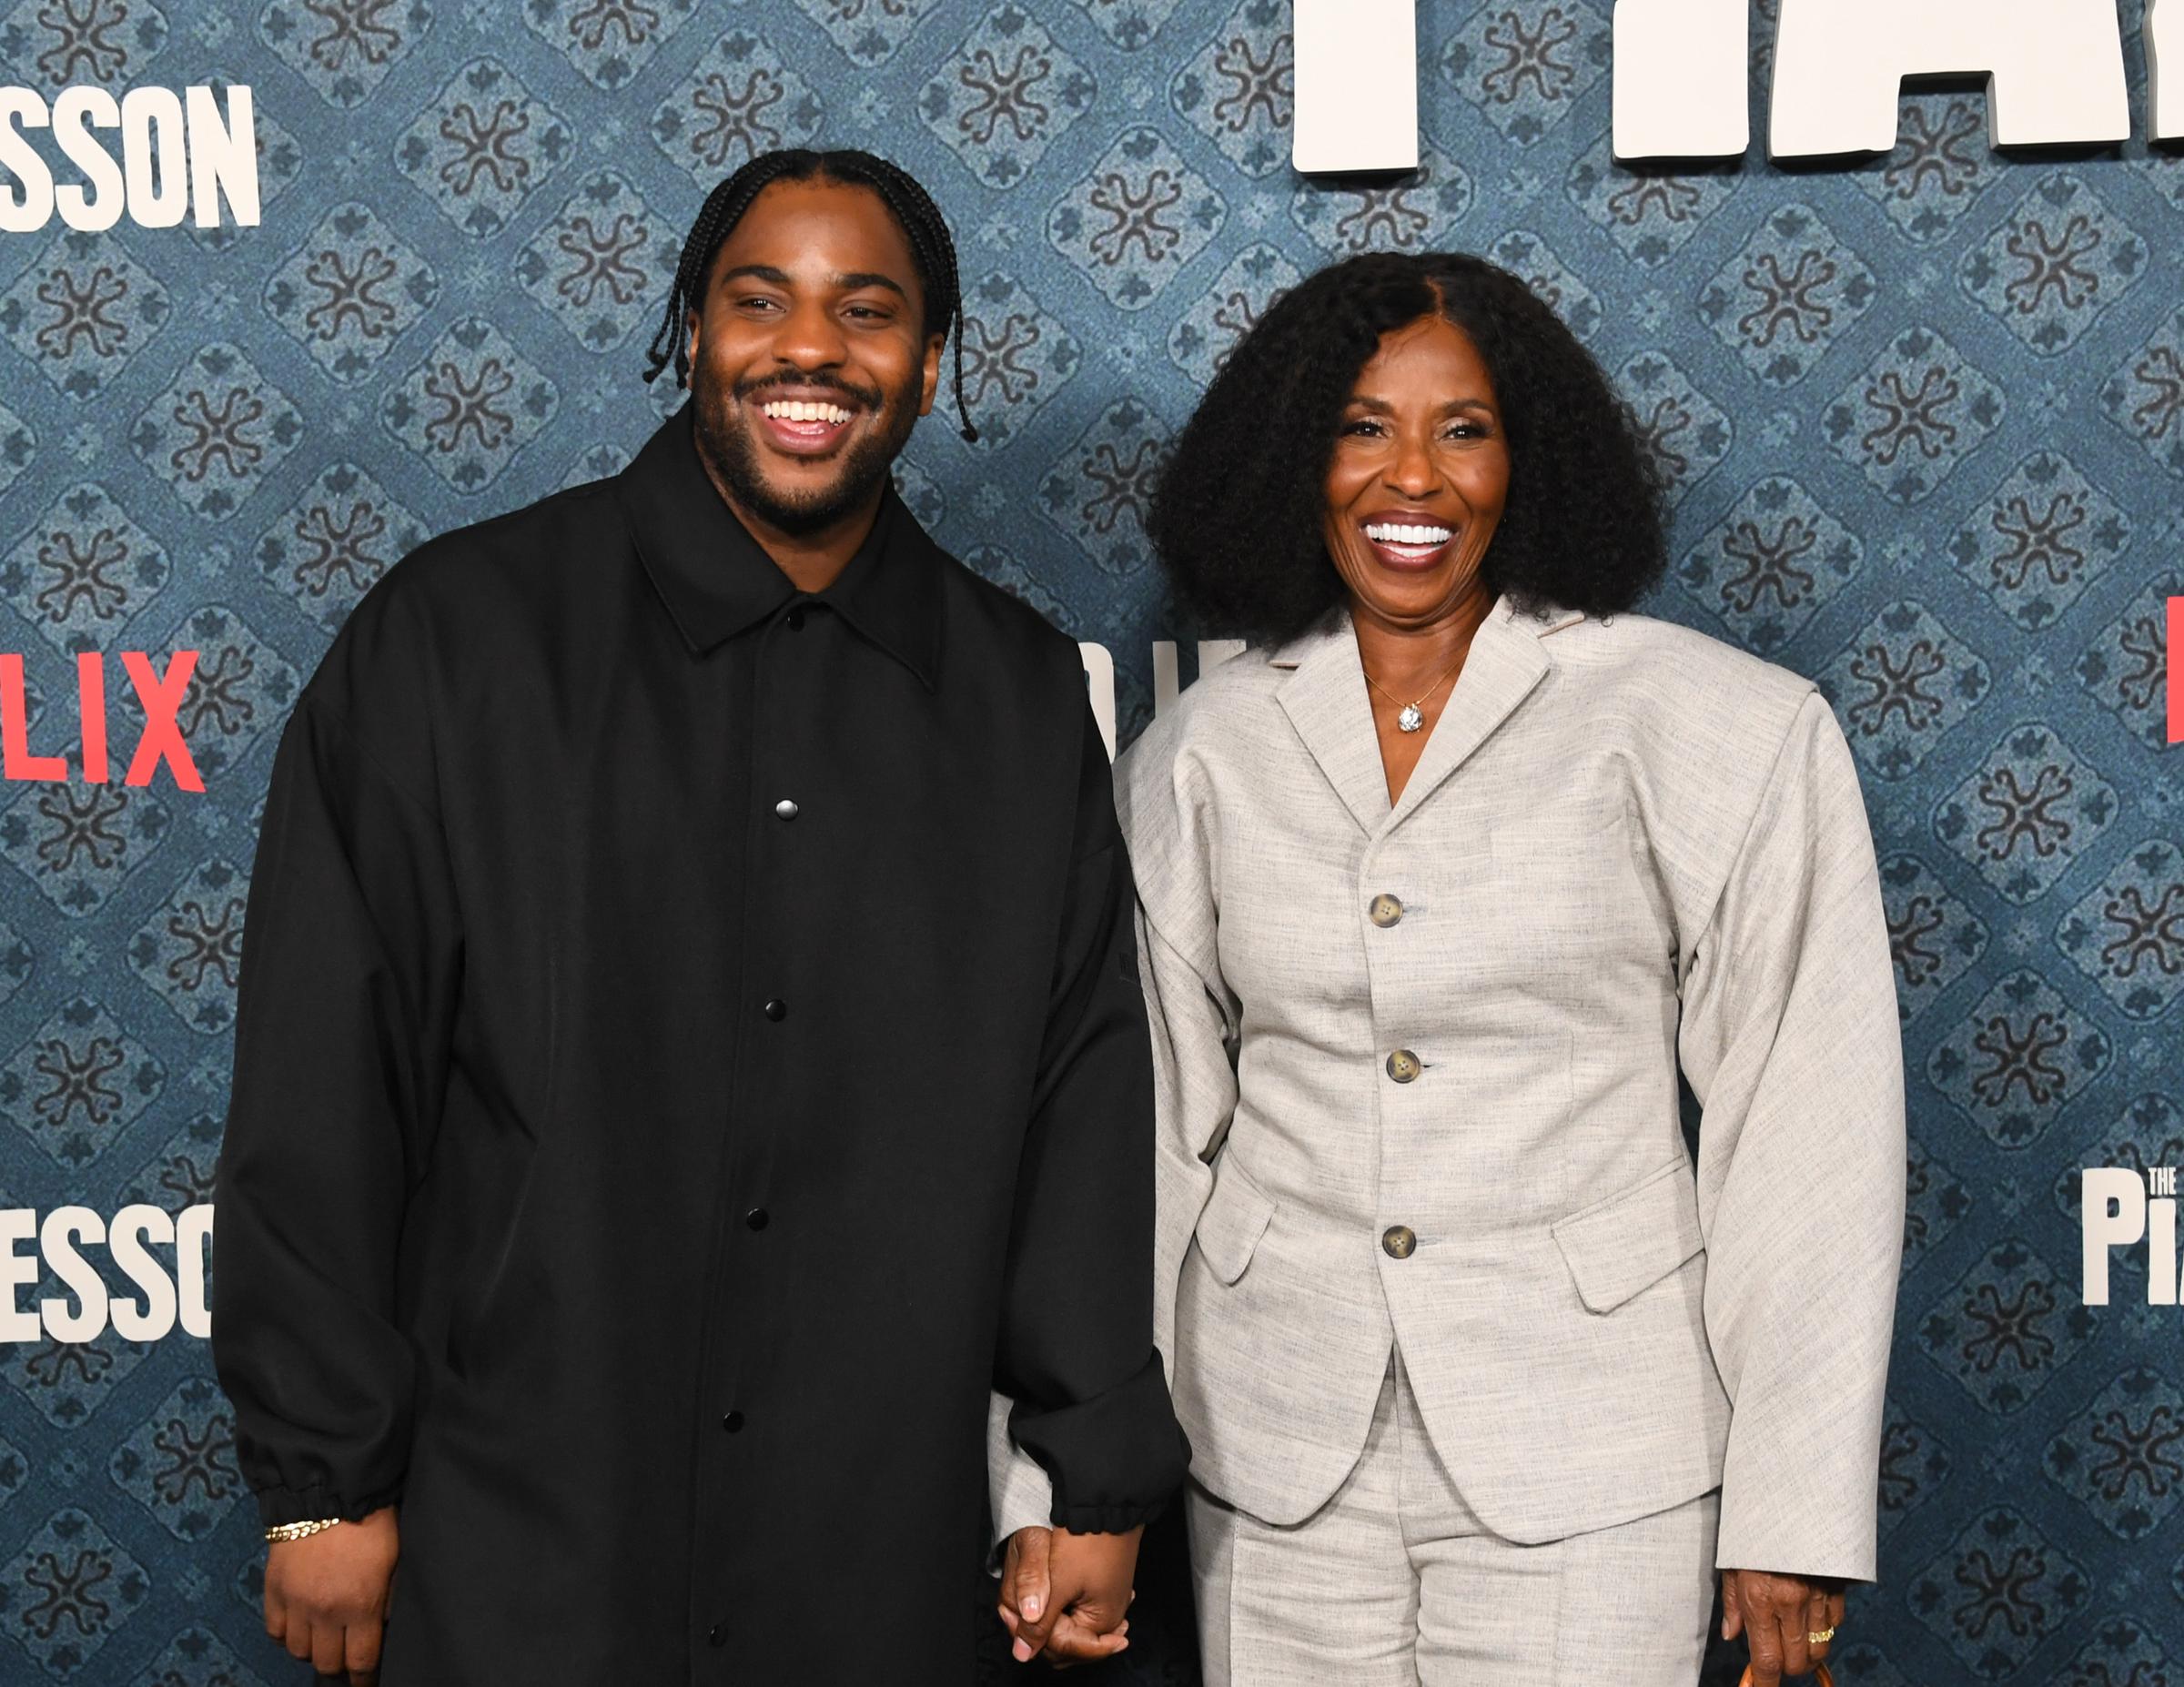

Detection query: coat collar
xmin=1271 ymin=596 xmax=1579 ymax=836
xmin=616 ymin=402 xmax=944 ymax=690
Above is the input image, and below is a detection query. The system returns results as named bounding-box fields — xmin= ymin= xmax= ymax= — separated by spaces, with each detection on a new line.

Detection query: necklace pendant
xmin=1398 ymin=702 xmax=1424 ymax=733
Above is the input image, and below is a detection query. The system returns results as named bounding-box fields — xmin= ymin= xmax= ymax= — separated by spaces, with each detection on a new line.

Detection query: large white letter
xmin=52 ymin=86 xmax=122 ymax=233
xmin=110 ymin=1204 xmax=178 ymax=1341
xmin=0 ymin=1209 xmax=38 ymax=1341
xmin=0 ymin=88 xmax=54 ymax=234
xmin=39 ymin=1207 xmax=107 ymax=1343
xmin=176 ymin=1204 xmax=213 ymax=1338
xmin=186 ymin=85 xmax=258 ymax=228
xmin=1770 ymin=0 xmax=2128 ymax=158
xmin=2154 ymin=0 xmax=2182 ymax=141
xmin=119 ymin=85 xmax=188 ymax=227
xmin=1293 ymin=0 xmax=1419 ymax=174
xmin=1080 ymin=643 xmax=1116 ymax=763
xmin=1613 ymin=0 xmax=1749 ymax=159
xmin=2082 ymin=1167 xmax=2147 ymax=1308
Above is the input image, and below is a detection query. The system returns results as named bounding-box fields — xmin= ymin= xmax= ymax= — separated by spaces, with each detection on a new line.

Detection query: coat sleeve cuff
xmin=1007 ymin=1350 xmax=1190 ymax=1539
xmin=253 ymin=1479 xmax=402 ymax=1530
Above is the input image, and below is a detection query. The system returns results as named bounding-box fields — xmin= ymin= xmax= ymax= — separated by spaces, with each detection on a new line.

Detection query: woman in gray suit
xmin=996 ymin=251 xmax=1906 ymax=1685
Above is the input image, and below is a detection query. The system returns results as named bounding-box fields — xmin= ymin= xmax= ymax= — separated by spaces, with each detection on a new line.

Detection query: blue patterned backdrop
xmin=0 ymin=0 xmax=2178 ymax=1681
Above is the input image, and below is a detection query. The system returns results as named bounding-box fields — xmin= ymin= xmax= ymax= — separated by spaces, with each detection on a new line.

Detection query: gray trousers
xmin=1187 ymin=1357 xmax=1719 ymax=1685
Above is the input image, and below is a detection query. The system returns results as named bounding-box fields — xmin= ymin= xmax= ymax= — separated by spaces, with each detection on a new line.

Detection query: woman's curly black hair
xmin=1148 ymin=251 xmax=1667 ymax=645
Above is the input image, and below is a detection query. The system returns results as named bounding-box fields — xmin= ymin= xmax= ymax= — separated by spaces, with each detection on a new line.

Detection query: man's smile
xmin=740 ymin=382 xmax=873 ymax=460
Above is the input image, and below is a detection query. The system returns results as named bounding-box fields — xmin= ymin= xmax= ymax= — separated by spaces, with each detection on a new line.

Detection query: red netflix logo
xmin=0 ymin=651 xmax=203 ymax=792
xmin=2170 ymin=597 xmax=2181 ymax=746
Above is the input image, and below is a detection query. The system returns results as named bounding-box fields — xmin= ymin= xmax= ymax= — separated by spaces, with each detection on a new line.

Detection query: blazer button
xmin=763 ymin=998 xmax=787 ymax=1021
xmin=1368 ymin=893 xmax=1403 ymax=927
xmin=1382 ymin=1225 xmax=1417 ymax=1259
xmin=1385 ymin=1049 xmax=1421 ymax=1083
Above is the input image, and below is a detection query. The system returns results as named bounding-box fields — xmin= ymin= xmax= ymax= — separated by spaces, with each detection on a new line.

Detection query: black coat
xmin=212 ymin=405 xmax=1186 ymax=1683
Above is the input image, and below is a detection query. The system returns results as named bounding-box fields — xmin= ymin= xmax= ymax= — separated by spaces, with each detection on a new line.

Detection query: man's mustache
xmin=733 ymin=370 xmax=885 ymax=410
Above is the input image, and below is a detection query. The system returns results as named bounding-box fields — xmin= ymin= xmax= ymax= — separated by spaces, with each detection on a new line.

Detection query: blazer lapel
xmin=1274 ymin=617 xmax=1390 ymax=836
xmin=1383 ymin=598 xmax=1556 ymax=833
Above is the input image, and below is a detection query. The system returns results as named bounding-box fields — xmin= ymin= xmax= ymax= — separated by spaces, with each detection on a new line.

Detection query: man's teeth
xmin=761 ymin=399 xmax=853 ymax=424
xmin=1365 ymin=522 xmax=1452 ymax=546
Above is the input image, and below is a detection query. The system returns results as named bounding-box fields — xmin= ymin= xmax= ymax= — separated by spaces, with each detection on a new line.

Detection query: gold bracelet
xmin=265 ymin=1518 xmax=342 ymax=1544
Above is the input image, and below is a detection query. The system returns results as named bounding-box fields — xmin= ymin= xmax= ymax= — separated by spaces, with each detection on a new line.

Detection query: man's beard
xmin=692 ymin=368 xmax=920 ymax=536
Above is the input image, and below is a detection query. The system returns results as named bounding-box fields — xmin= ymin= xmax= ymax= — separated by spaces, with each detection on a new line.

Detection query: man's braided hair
xmin=642 ymin=147 xmax=978 ymax=443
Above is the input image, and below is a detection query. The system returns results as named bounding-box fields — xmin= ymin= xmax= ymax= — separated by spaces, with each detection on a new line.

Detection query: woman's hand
xmin=997 ymin=1524 xmax=1140 ymax=1667
xmin=1723 ymin=1567 xmax=1844 ymax=1685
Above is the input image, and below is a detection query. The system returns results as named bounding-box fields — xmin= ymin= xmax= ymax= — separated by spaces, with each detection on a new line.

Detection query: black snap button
xmin=722 ymin=1409 xmax=744 ymax=1433
xmin=745 ymin=1207 xmax=769 ymax=1231
xmin=785 ymin=606 xmax=806 ymax=631
xmin=708 ymin=1621 xmax=728 ymax=1647
xmin=763 ymin=998 xmax=786 ymax=1021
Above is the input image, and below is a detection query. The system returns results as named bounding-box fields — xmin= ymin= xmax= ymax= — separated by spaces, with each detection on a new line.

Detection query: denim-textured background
xmin=0 ymin=1 xmax=2178 ymax=1681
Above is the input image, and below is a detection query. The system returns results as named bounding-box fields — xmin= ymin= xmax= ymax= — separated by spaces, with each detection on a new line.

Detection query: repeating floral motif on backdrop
xmin=0 ymin=4 xmax=2176 ymax=1682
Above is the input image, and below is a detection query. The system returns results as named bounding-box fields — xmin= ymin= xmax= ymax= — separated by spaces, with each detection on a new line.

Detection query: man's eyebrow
xmin=713 ymin=264 xmax=911 ymax=302
xmin=833 ymin=270 xmax=909 ymax=299
xmin=716 ymin=263 xmax=793 ymax=289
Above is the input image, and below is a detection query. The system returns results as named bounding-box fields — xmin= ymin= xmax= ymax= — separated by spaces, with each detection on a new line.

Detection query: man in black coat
xmin=212 ymin=147 xmax=1186 ymax=1684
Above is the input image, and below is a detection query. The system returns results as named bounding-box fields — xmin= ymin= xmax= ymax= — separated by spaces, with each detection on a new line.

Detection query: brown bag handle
xmin=1738 ymin=1669 xmax=1835 ymax=1687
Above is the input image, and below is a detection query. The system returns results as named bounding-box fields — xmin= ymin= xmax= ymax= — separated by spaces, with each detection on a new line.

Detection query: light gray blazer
xmin=993 ymin=597 xmax=1906 ymax=1582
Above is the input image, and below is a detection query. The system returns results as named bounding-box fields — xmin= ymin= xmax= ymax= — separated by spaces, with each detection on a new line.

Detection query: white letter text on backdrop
xmin=1769 ymin=0 xmax=2129 ymax=157
xmin=1291 ymin=0 xmax=1418 ymax=174
xmin=1613 ymin=0 xmax=1749 ymax=158
xmin=1291 ymin=3 xmax=2166 ymax=171
xmin=2153 ymin=0 xmax=2182 ymax=138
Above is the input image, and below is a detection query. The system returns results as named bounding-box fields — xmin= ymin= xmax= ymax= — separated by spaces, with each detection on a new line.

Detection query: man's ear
xmin=682 ymin=308 xmax=703 ymax=389
xmin=918 ymin=330 xmax=945 ymax=418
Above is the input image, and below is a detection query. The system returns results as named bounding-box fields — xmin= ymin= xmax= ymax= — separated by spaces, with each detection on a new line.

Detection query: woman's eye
xmin=1341 ymin=419 xmax=1384 ymax=437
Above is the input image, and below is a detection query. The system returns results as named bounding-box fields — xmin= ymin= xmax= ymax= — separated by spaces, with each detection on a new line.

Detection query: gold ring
xmin=1809 ymin=1626 xmax=1836 ymax=1644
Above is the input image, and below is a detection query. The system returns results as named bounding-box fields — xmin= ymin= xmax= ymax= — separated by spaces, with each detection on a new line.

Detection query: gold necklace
xmin=1362 ymin=653 xmax=1464 ymax=733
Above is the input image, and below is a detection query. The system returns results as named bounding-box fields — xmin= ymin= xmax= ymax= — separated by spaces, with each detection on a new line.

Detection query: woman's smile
xmin=1359 ymin=510 xmax=1460 ymax=570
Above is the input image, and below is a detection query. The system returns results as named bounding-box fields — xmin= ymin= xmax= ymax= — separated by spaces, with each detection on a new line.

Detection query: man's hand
xmin=997 ymin=1523 xmax=1142 ymax=1668
xmin=265 ymin=1508 xmax=399 ymax=1685
xmin=1723 ymin=1567 xmax=1845 ymax=1686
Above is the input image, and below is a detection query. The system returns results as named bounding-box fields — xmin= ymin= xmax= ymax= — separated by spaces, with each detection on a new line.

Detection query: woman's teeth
xmin=1365 ymin=521 xmax=1452 ymax=547
xmin=761 ymin=399 xmax=853 ymax=425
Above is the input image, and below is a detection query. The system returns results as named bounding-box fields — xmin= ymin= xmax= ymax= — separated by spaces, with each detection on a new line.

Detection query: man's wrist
xmin=265 ymin=1518 xmax=343 ymax=1543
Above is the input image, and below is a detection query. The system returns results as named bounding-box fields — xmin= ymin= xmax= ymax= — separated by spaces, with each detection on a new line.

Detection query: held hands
xmin=264 ymin=1507 xmax=398 ymax=1685
xmin=997 ymin=1523 xmax=1143 ymax=1668
xmin=1722 ymin=1567 xmax=1845 ymax=1686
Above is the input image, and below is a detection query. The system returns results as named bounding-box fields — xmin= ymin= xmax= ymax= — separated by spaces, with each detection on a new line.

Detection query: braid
xmin=643 ymin=148 xmax=979 ymax=445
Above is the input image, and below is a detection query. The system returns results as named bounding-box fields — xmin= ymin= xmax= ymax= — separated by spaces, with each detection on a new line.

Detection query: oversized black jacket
xmin=212 ymin=404 xmax=1186 ymax=1682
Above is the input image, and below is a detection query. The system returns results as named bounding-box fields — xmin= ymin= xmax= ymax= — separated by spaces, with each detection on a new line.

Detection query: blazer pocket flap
xmin=1550 ymin=1158 xmax=1704 ymax=1314
xmin=1195 ymin=1159 xmax=1277 ymax=1287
